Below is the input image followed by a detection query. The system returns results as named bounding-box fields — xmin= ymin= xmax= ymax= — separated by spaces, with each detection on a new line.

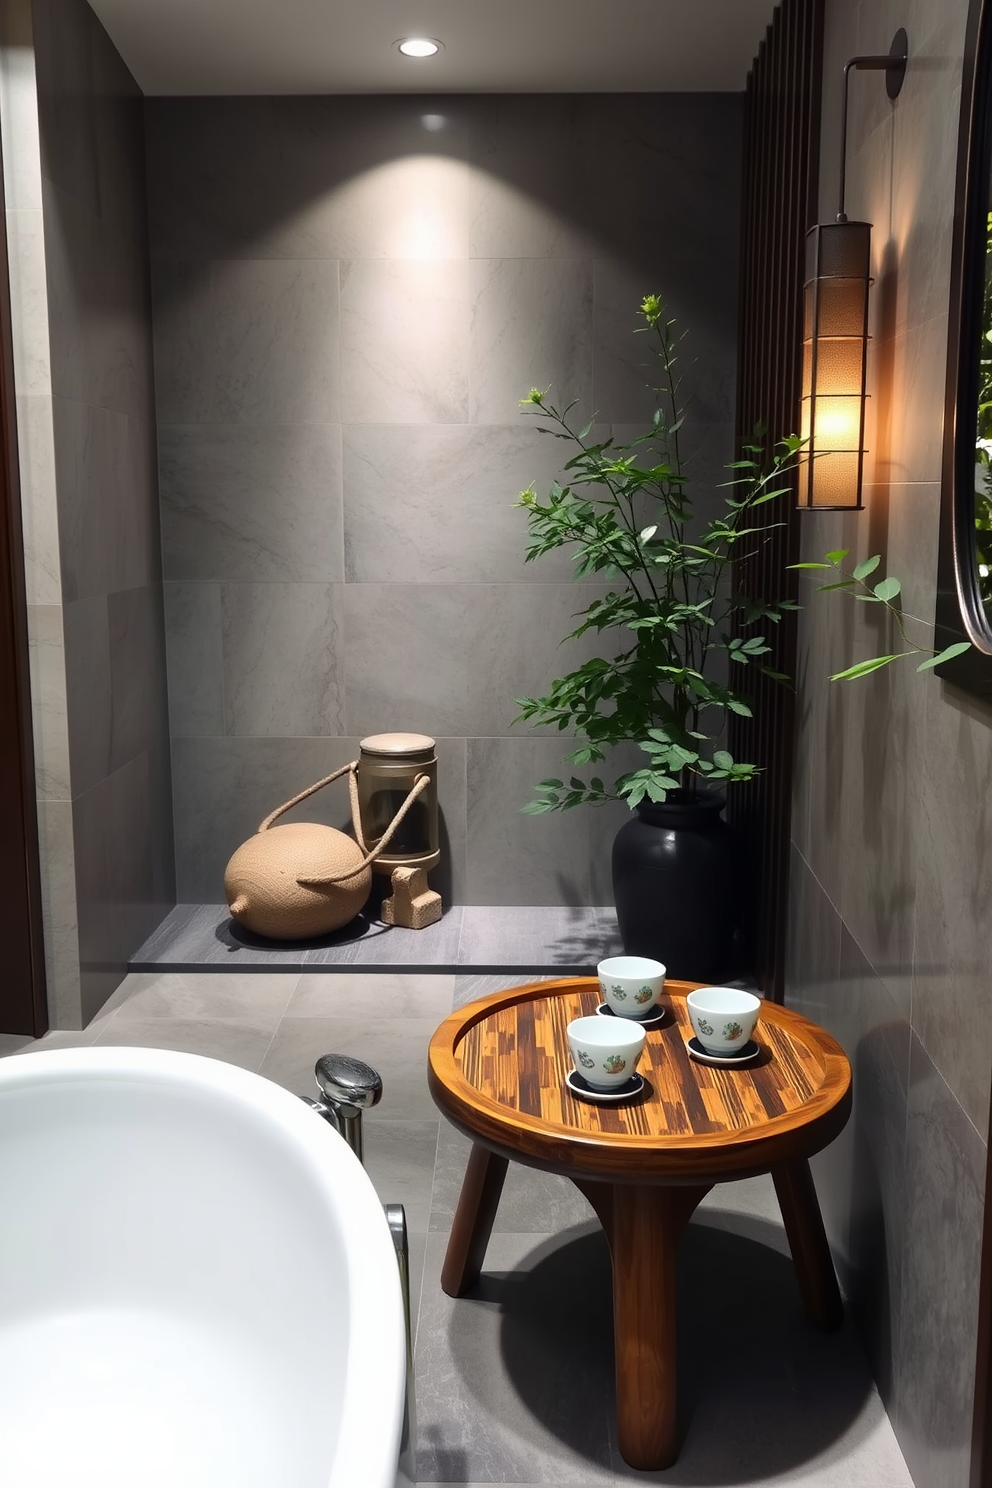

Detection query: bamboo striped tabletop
xmin=427 ymin=978 xmax=852 ymax=1181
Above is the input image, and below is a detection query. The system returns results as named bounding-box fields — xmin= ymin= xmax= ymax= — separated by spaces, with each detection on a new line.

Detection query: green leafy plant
xmin=792 ymin=550 xmax=971 ymax=679
xmin=513 ymin=295 xmax=801 ymax=814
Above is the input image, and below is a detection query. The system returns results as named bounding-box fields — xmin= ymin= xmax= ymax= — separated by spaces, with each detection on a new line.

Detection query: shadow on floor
xmin=445 ymin=1215 xmax=880 ymax=1483
xmin=216 ymin=912 xmax=383 ymax=953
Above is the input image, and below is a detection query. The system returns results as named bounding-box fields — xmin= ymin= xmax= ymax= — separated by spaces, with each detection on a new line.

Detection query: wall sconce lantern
xmin=798 ymin=30 xmax=908 ymax=510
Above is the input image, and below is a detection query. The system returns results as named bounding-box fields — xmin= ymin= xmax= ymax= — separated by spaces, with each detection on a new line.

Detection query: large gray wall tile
xmin=15 ymin=393 xmax=61 ymax=606
xmin=62 ymin=594 xmax=111 ymax=796
xmin=341 ymin=581 xmax=604 ymax=739
xmin=43 ymin=178 xmax=153 ymax=418
xmin=153 ymin=257 xmax=341 ymax=426
xmin=145 ymin=97 xmax=472 ymax=262
xmin=108 ymin=584 xmax=169 ymax=770
xmin=338 ymin=257 xmax=469 ymax=424
xmin=913 ymin=686 xmax=992 ymax=1136
xmin=892 ymin=1041 xmax=985 ymax=1488
xmin=53 ymin=395 xmax=158 ymax=603
xmin=164 ymin=580 xmax=224 ymax=738
xmin=466 ymin=96 xmax=591 ymax=260
xmin=342 ymin=422 xmax=580 ymax=585
xmin=160 ymin=423 xmax=344 ymax=583
xmin=465 ymin=735 xmax=594 ymax=906
xmin=469 ymin=256 xmax=593 ymax=425
xmin=220 ymin=581 xmax=345 ymax=737
xmin=27 ymin=601 xmax=71 ymax=799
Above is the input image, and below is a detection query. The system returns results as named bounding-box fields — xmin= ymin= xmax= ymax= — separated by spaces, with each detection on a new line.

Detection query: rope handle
xmin=297 ymin=774 xmax=431 ymax=887
xmin=255 ymin=763 xmax=431 ymax=888
xmin=258 ymin=761 xmax=361 ymax=834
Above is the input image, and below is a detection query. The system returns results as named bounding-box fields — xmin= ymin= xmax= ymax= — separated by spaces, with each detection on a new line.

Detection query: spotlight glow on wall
xmin=397 ymin=37 xmax=441 ymax=58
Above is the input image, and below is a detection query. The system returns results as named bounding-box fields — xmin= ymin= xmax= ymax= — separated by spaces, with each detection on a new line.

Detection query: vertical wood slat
xmin=728 ymin=0 xmax=824 ymax=1002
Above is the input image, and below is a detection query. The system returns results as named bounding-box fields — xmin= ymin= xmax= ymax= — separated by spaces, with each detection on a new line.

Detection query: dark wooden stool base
xmin=441 ymin=1143 xmax=842 ymax=1470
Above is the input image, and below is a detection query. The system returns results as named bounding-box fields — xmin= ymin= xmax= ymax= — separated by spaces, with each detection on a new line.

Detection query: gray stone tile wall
xmin=785 ymin=5 xmax=992 ymax=1484
xmin=144 ymin=92 xmax=743 ymax=905
xmin=31 ymin=0 xmax=174 ymax=1022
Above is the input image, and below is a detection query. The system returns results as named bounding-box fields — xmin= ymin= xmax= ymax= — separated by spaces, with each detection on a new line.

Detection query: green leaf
xmin=788 ymin=561 xmax=834 ymax=570
xmin=815 ymin=580 xmax=856 ymax=592
xmin=873 ymin=577 xmax=902 ymax=602
xmin=727 ymin=699 xmax=753 ymax=716
xmin=916 ymin=641 xmax=971 ymax=670
xmin=852 ymin=555 xmax=882 ymax=582
xmin=521 ymin=799 xmax=557 ymax=815
xmin=825 ymin=549 xmax=849 ymax=563
xmin=536 ymin=778 xmax=564 ymax=789
xmin=830 ymin=654 xmax=902 ymax=681
xmin=712 ymin=750 xmax=734 ymax=770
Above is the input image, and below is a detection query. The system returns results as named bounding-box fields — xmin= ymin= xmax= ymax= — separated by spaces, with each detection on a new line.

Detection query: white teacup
xmin=597 ymin=956 xmax=666 ymax=1019
xmin=567 ymin=1015 xmax=646 ymax=1090
xmin=686 ymin=988 xmax=761 ymax=1055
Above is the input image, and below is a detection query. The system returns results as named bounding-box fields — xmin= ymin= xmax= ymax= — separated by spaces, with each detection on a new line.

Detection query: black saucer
xmin=566 ymin=1069 xmax=646 ymax=1103
xmin=597 ymin=1001 xmax=665 ymax=1029
xmin=687 ymin=1036 xmax=760 ymax=1067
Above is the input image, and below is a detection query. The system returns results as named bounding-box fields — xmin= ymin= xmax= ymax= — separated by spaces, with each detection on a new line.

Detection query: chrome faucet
xmin=309 ymin=1052 xmax=383 ymax=1164
xmin=303 ymin=1053 xmax=416 ymax=1488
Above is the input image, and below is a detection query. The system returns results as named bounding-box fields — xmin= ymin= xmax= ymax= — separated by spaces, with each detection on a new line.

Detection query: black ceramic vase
xmin=611 ymin=790 xmax=741 ymax=981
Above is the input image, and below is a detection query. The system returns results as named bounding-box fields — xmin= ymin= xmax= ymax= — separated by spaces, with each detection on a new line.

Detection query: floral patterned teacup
xmin=567 ymin=1015 xmax=646 ymax=1091
xmin=597 ymin=956 xmax=666 ymax=1019
xmin=686 ymin=988 xmax=761 ymax=1055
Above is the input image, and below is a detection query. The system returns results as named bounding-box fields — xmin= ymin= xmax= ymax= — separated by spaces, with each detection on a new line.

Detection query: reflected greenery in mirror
xmin=976 ymin=210 xmax=992 ymax=615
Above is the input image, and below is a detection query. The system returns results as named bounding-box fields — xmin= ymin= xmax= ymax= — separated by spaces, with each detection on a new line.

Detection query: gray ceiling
xmin=88 ymin=0 xmax=777 ymax=95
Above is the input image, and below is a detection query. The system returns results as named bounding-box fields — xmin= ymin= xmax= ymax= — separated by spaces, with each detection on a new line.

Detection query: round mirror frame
xmin=938 ymin=0 xmax=992 ymax=693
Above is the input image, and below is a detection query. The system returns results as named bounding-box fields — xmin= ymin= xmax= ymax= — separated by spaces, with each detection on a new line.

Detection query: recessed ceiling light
xmin=396 ymin=37 xmax=442 ymax=58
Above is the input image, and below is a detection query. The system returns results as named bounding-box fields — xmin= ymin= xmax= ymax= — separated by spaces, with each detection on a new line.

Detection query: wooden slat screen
xmin=727 ymin=0 xmax=824 ymax=1001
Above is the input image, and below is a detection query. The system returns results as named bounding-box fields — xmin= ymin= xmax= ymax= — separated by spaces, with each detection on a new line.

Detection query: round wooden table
xmin=427 ymin=977 xmax=852 ymax=1471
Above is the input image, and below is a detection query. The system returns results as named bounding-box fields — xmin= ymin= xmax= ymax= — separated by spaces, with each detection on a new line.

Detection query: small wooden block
xmin=381 ymin=865 xmax=442 ymax=929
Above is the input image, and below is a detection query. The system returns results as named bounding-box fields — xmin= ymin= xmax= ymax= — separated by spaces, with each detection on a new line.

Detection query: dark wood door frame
xmin=0 ymin=136 xmax=48 ymax=1036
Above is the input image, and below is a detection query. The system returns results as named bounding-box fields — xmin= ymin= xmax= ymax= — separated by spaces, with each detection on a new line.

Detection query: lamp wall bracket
xmin=837 ymin=29 xmax=908 ymax=221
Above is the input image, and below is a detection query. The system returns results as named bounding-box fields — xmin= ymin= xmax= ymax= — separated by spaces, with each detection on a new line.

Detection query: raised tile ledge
xmin=129 ymin=902 xmax=624 ymax=974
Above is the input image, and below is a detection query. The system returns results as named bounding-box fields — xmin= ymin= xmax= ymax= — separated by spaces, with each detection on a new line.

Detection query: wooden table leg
xmin=772 ymin=1159 xmax=843 ymax=1331
xmin=440 ymin=1143 xmax=508 ymax=1297
xmin=594 ymin=1182 xmax=709 ymax=1471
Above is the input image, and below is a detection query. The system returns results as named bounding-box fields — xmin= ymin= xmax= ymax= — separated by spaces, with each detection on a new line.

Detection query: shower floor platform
xmin=130 ymin=904 xmax=624 ymax=974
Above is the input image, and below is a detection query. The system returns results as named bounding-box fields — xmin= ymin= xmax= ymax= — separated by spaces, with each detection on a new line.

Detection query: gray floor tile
xmin=363 ymin=1119 xmax=440 ymax=1233
xmin=456 ymin=905 xmax=621 ymax=971
xmin=284 ymin=972 xmax=455 ymax=1021
xmin=416 ymin=1228 xmax=616 ymax=1486
xmin=108 ymin=970 xmax=298 ymax=1030
xmin=90 ymin=1016 xmax=275 ymax=1072
xmin=257 ymin=1015 xmax=440 ymax=1121
xmin=452 ymin=973 xmax=558 ymax=1010
xmin=430 ymin=1120 xmax=594 ymax=1236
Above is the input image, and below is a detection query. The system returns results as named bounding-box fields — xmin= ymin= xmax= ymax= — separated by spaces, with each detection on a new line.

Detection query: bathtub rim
xmin=0 ymin=1044 xmax=406 ymax=1488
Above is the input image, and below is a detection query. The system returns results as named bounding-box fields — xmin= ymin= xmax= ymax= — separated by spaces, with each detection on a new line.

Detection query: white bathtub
xmin=0 ymin=1047 xmax=406 ymax=1488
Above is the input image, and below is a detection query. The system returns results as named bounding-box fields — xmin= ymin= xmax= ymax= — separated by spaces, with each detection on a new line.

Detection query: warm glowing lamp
xmin=798 ymin=221 xmax=871 ymax=509
xmin=798 ymin=31 xmax=907 ymax=511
